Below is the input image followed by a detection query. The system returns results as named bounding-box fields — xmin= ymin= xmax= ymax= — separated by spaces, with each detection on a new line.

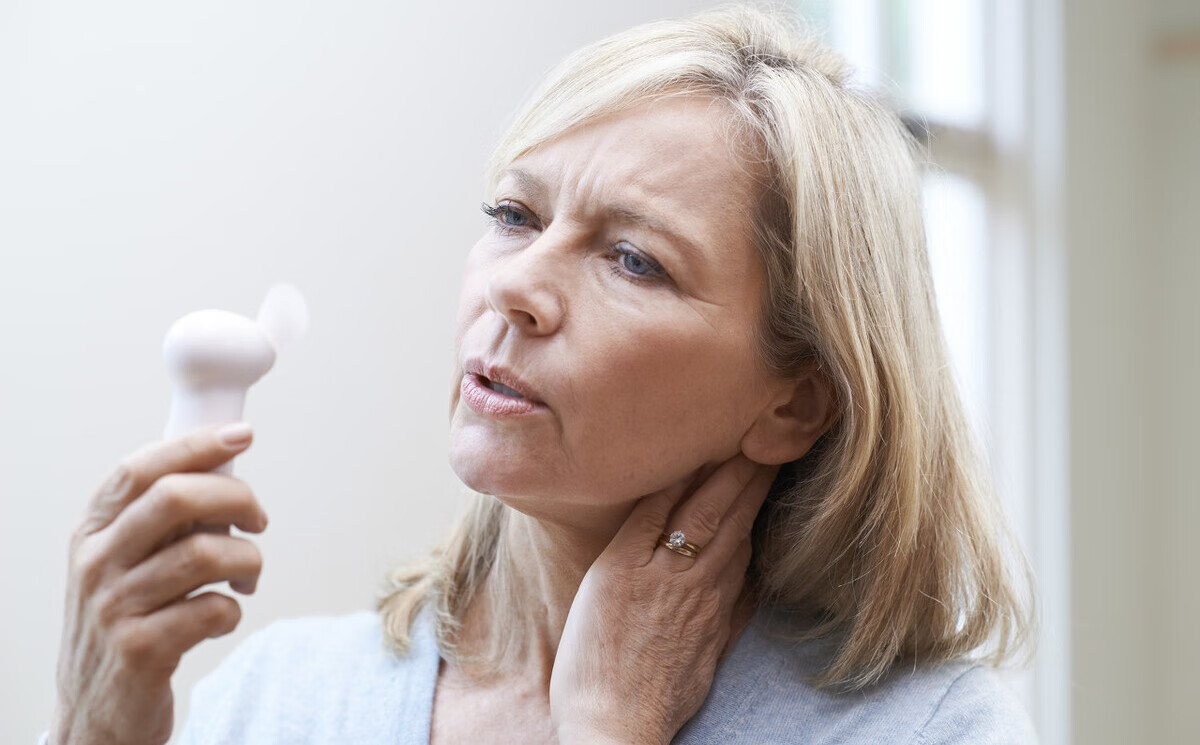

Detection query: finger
xmin=604 ymin=488 xmax=680 ymax=565
xmin=715 ymin=537 xmax=753 ymax=598
xmin=715 ymin=541 xmax=753 ymax=635
xmin=651 ymin=537 xmax=702 ymax=573
xmin=78 ymin=422 xmax=255 ymax=537
xmin=649 ymin=454 xmax=761 ymax=573
xmin=152 ymin=519 xmax=232 ymax=558
xmin=106 ymin=532 xmax=263 ymax=617
xmin=105 ymin=472 xmax=267 ymax=568
xmin=717 ymin=552 xmax=755 ymax=660
xmin=696 ymin=464 xmax=778 ymax=573
xmin=117 ymin=591 xmax=242 ymax=677
xmin=604 ymin=458 xmax=729 ymax=564
xmin=663 ymin=453 xmax=759 ymax=550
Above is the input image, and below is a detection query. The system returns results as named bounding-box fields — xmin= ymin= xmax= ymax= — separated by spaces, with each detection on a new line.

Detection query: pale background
xmin=1 ymin=1 xmax=1196 ymax=744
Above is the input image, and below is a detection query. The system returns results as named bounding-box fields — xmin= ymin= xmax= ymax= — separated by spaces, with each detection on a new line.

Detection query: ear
xmin=739 ymin=370 xmax=837 ymax=465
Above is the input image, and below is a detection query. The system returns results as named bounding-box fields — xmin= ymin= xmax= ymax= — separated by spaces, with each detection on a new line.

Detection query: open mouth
xmin=480 ymin=376 xmax=525 ymax=399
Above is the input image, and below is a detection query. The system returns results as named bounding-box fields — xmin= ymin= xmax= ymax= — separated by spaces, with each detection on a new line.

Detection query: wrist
xmin=557 ymin=734 xmax=626 ymax=745
xmin=557 ymin=729 xmax=655 ymax=745
xmin=555 ymin=720 xmax=664 ymax=745
xmin=48 ymin=711 xmax=114 ymax=745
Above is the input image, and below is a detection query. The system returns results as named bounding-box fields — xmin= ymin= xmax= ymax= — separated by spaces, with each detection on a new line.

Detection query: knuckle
xmin=686 ymin=504 xmax=724 ymax=538
xmin=178 ymin=533 xmax=220 ymax=575
xmin=113 ymin=623 xmax=158 ymax=667
xmin=177 ymin=434 xmax=207 ymax=463
xmin=79 ymin=459 xmax=142 ymax=535
xmin=152 ymin=474 xmax=195 ymax=518
xmin=91 ymin=586 xmax=124 ymax=628
xmin=728 ymin=508 xmax=757 ymax=537
xmin=637 ymin=488 xmax=677 ymax=526
xmin=643 ymin=501 xmax=672 ymax=528
xmin=70 ymin=539 xmax=109 ymax=593
xmin=104 ymin=459 xmax=138 ymax=499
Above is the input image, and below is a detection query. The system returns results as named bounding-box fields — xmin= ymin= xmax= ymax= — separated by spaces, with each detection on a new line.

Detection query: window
xmin=795 ymin=2 xmax=1069 ymax=742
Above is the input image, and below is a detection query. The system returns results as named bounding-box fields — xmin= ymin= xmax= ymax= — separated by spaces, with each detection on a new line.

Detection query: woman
xmin=47 ymin=5 xmax=1036 ymax=744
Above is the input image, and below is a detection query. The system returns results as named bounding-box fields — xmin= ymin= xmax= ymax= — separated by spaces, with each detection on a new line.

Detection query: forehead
xmin=497 ymin=95 xmax=763 ymax=292
xmin=502 ymin=95 xmax=758 ymax=201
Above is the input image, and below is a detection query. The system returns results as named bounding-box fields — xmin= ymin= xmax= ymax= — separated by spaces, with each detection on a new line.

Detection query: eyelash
xmin=479 ymin=201 xmax=668 ymax=285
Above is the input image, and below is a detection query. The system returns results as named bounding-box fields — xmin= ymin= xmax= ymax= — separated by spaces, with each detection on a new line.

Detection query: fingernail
xmin=218 ymin=422 xmax=253 ymax=448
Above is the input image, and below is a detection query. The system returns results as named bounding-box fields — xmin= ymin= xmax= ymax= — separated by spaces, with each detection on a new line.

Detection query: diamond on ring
xmin=658 ymin=530 xmax=701 ymax=558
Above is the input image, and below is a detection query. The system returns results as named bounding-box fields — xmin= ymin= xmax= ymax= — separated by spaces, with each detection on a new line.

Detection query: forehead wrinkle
xmin=496 ymin=166 xmax=548 ymax=203
xmin=615 ymin=171 xmax=760 ymax=292
xmin=501 ymin=143 xmax=751 ymax=295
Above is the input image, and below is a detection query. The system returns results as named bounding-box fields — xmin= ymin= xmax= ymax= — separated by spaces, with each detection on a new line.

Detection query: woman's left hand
xmin=549 ymin=453 xmax=781 ymax=745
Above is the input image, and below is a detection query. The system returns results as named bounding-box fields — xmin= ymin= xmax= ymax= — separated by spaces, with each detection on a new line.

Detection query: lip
xmin=462 ymin=356 xmax=545 ymax=405
xmin=461 ymin=374 xmax=548 ymax=417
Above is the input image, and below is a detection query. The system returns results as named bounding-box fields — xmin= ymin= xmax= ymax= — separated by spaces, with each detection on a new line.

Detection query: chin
xmin=448 ymin=431 xmax=548 ymax=499
xmin=447 ymin=435 xmax=626 ymax=526
xmin=447 ymin=448 xmax=574 ymax=524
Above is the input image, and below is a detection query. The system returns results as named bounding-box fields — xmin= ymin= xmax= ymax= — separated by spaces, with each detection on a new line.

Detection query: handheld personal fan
xmin=162 ymin=283 xmax=309 ymax=474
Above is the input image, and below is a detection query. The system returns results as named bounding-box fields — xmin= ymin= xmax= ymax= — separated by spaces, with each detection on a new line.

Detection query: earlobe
xmin=739 ymin=372 xmax=836 ymax=465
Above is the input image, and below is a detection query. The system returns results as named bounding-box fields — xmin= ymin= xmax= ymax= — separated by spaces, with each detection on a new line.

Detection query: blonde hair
xmin=379 ymin=3 xmax=1036 ymax=690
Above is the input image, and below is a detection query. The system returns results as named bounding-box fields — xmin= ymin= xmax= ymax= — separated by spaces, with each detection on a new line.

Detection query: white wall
xmin=0 ymin=1 xmax=705 ymax=741
xmin=1064 ymin=0 xmax=1200 ymax=742
xmin=1146 ymin=7 xmax=1200 ymax=744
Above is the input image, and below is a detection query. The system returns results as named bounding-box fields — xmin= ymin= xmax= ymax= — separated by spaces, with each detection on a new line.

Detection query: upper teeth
xmin=488 ymin=379 xmax=524 ymax=398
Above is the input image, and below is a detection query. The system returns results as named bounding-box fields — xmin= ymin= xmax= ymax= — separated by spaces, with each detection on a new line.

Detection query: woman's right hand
xmin=49 ymin=422 xmax=268 ymax=745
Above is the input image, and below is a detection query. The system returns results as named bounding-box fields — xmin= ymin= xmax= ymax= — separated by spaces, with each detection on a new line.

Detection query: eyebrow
xmin=603 ymin=204 xmax=707 ymax=263
xmin=500 ymin=167 xmax=548 ymax=204
xmin=498 ymin=167 xmax=708 ymax=263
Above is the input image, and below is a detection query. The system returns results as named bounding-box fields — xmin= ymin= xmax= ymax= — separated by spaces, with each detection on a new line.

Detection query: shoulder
xmin=177 ymin=608 xmax=439 ymax=745
xmin=913 ymin=664 xmax=1038 ymax=744
xmin=677 ymin=609 xmax=1037 ymax=744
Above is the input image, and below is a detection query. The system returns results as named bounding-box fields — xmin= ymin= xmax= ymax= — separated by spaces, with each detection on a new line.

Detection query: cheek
xmin=454 ymin=247 xmax=489 ymax=322
xmin=591 ymin=323 xmax=755 ymax=425
xmin=447 ymin=239 xmax=763 ymax=503
xmin=451 ymin=251 xmax=495 ymax=368
xmin=562 ymin=329 xmax=759 ymax=493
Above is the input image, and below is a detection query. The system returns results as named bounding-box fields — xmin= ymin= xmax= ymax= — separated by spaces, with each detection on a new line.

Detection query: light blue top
xmin=40 ymin=604 xmax=1037 ymax=743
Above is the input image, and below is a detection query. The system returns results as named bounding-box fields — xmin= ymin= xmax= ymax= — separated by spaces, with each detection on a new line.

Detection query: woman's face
xmin=449 ymin=95 xmax=781 ymax=525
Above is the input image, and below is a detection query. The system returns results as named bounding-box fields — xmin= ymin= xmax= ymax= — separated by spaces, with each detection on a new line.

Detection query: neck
xmin=456 ymin=501 xmax=631 ymax=687
xmin=451 ymin=460 xmax=742 ymax=689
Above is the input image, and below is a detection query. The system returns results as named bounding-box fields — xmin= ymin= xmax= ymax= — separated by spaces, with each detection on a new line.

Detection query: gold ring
xmin=658 ymin=530 xmax=701 ymax=558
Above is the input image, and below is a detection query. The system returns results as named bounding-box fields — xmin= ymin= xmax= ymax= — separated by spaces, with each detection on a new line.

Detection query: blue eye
xmin=480 ymin=202 xmax=667 ymax=285
xmin=500 ymin=207 xmax=526 ymax=226
xmin=481 ymin=201 xmax=536 ymax=236
xmin=610 ymin=244 xmax=667 ymax=284
xmin=621 ymin=251 xmax=652 ymax=275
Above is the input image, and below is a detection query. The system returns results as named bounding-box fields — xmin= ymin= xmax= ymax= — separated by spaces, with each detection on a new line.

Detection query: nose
xmin=484 ymin=231 xmax=567 ymax=336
